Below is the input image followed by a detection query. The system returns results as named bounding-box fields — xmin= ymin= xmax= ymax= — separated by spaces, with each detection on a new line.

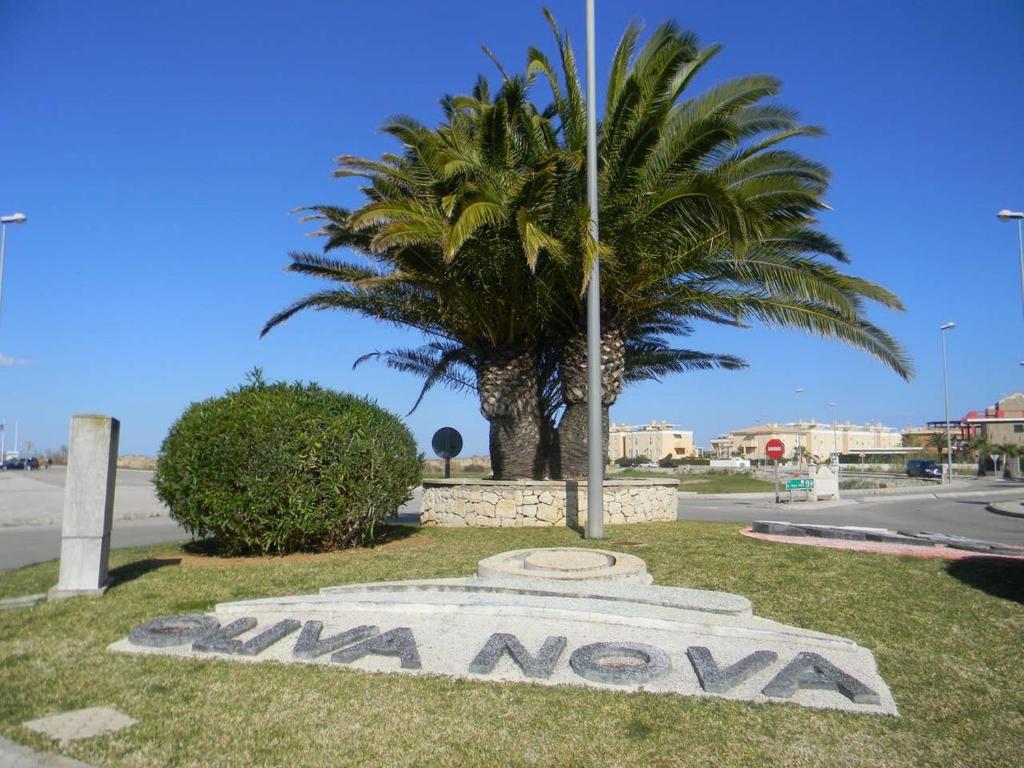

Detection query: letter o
xmin=128 ymin=614 xmax=220 ymax=647
xmin=569 ymin=642 xmax=671 ymax=685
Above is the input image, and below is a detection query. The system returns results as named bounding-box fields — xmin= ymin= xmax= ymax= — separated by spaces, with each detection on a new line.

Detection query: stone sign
xmin=110 ymin=548 xmax=897 ymax=715
xmin=50 ymin=414 xmax=120 ymax=599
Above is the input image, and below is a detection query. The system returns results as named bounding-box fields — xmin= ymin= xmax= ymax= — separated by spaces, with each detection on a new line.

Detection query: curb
xmin=0 ymin=593 xmax=46 ymax=611
xmin=987 ymin=500 xmax=1024 ymax=519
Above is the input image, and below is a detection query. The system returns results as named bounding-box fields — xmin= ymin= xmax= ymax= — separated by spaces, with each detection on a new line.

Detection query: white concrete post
xmin=50 ymin=415 xmax=120 ymax=599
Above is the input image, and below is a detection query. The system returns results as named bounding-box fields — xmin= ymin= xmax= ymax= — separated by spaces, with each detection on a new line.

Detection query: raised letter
xmin=569 ymin=642 xmax=671 ymax=685
xmin=331 ymin=627 xmax=422 ymax=670
xmin=128 ymin=614 xmax=220 ymax=648
xmin=686 ymin=646 xmax=777 ymax=693
xmin=191 ymin=617 xmax=300 ymax=656
xmin=192 ymin=617 xmax=257 ymax=653
xmin=292 ymin=622 xmax=379 ymax=660
xmin=468 ymin=633 xmax=566 ymax=679
xmin=234 ymin=620 xmax=301 ymax=656
xmin=761 ymin=652 xmax=880 ymax=705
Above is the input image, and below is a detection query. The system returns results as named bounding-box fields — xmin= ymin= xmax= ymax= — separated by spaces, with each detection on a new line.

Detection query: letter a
xmin=331 ymin=627 xmax=422 ymax=669
xmin=761 ymin=652 xmax=879 ymax=705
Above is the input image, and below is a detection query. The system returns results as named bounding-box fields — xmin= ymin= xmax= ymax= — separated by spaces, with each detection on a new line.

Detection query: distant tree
xmin=970 ymin=437 xmax=994 ymax=476
xmin=995 ymin=443 xmax=1021 ymax=479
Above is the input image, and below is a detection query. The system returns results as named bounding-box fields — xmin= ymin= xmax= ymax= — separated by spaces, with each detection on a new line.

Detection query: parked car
xmin=907 ymin=459 xmax=942 ymax=479
xmin=25 ymin=457 xmax=39 ymax=470
xmin=3 ymin=458 xmax=25 ymax=470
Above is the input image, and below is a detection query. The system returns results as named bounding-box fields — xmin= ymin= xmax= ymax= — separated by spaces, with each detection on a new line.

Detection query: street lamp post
xmin=0 ymin=212 xmax=29 ymax=339
xmin=584 ymin=0 xmax=603 ymax=539
xmin=794 ymin=387 xmax=804 ymax=468
xmin=996 ymin=209 xmax=1024 ymax=321
xmin=940 ymin=322 xmax=956 ymax=484
xmin=827 ymin=401 xmax=838 ymax=455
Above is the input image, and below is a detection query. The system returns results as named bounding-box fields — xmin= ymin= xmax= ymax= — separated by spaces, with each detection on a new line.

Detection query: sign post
xmin=765 ymin=439 xmax=785 ymax=503
xmin=431 ymin=427 xmax=463 ymax=479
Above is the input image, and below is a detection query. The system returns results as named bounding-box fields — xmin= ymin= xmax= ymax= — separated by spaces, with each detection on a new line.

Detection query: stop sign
xmin=765 ymin=439 xmax=785 ymax=460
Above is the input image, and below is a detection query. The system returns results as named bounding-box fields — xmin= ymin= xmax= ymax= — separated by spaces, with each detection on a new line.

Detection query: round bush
xmin=154 ymin=376 xmax=422 ymax=554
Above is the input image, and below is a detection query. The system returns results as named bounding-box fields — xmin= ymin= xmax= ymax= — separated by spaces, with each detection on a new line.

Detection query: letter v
xmin=292 ymin=622 xmax=380 ymax=660
xmin=686 ymin=646 xmax=777 ymax=693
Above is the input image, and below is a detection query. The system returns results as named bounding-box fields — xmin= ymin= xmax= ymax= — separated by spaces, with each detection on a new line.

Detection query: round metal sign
xmin=431 ymin=427 xmax=463 ymax=460
xmin=765 ymin=439 xmax=785 ymax=460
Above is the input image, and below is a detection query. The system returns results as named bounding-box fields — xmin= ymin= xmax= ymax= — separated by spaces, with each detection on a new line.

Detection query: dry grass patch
xmin=1 ymin=522 xmax=1022 ymax=766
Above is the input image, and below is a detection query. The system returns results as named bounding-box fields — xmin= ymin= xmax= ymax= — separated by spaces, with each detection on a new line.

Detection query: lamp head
xmin=0 ymin=213 xmax=27 ymax=225
xmin=940 ymin=322 xmax=956 ymax=331
xmin=996 ymin=209 xmax=1024 ymax=220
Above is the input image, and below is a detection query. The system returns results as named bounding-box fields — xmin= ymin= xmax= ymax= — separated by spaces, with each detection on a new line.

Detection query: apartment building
xmin=712 ymin=420 xmax=903 ymax=461
xmin=608 ymin=421 xmax=696 ymax=462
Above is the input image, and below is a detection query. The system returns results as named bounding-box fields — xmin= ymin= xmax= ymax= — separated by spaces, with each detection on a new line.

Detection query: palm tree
xmin=995 ymin=443 xmax=1021 ymax=479
xmin=927 ymin=432 xmax=947 ymax=459
xmin=520 ymin=13 xmax=911 ymax=476
xmin=264 ymin=14 xmax=912 ymax=481
xmin=970 ymin=437 xmax=995 ymax=476
xmin=262 ymin=76 xmax=561 ymax=479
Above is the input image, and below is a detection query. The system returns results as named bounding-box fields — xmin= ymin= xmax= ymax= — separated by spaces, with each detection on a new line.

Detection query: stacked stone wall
xmin=420 ymin=479 xmax=678 ymax=528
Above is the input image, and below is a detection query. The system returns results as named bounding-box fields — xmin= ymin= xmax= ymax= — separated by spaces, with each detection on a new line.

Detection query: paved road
xmin=0 ymin=467 xmax=166 ymax=527
xmin=0 ymin=517 xmax=191 ymax=573
xmin=2 ymin=471 xmax=1022 ymax=573
xmin=677 ymin=480 xmax=1024 ymax=544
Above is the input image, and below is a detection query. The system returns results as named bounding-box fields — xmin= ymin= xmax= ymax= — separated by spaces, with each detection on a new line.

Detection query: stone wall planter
xmin=420 ymin=478 xmax=678 ymax=528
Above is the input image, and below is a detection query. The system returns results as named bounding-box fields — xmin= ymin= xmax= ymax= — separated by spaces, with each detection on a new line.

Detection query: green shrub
xmin=614 ymin=456 xmax=647 ymax=467
xmin=154 ymin=373 xmax=422 ymax=554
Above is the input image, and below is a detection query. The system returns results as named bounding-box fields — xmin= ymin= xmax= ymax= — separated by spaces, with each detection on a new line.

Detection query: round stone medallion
xmin=523 ymin=549 xmax=615 ymax=573
xmin=478 ymin=547 xmax=651 ymax=584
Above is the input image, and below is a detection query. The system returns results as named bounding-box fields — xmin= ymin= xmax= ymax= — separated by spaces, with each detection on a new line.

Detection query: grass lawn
xmin=611 ymin=469 xmax=775 ymax=494
xmin=1 ymin=522 xmax=1022 ymax=767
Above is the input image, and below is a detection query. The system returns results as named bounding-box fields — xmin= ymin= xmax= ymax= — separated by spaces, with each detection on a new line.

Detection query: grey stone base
xmin=48 ymin=583 xmax=109 ymax=601
xmin=987 ymin=500 xmax=1024 ymax=519
xmin=421 ymin=478 xmax=678 ymax=527
xmin=110 ymin=550 xmax=897 ymax=716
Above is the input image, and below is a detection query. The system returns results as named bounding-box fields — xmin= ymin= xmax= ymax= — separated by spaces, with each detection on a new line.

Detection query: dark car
xmin=3 ymin=458 xmax=25 ymax=470
xmin=907 ymin=459 xmax=942 ymax=479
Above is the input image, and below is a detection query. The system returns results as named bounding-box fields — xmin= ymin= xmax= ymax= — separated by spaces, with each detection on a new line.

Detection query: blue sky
xmin=1 ymin=0 xmax=1022 ymax=458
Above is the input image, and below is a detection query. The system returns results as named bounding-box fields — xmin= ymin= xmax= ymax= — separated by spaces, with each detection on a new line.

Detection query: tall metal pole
xmin=0 ymin=223 xmax=8 ymax=337
xmin=584 ymin=0 xmax=603 ymax=539
xmin=940 ymin=323 xmax=955 ymax=484
xmin=0 ymin=213 xmax=29 ymax=339
xmin=794 ymin=387 xmax=804 ymax=469
xmin=1017 ymin=219 xmax=1023 ymax=321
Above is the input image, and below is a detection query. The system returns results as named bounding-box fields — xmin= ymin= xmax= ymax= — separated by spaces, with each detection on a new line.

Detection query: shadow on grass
xmin=180 ymin=523 xmax=419 ymax=558
xmin=946 ymin=556 xmax=1024 ymax=604
xmin=108 ymin=557 xmax=182 ymax=590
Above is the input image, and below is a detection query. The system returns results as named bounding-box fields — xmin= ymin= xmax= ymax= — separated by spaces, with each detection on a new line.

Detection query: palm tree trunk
xmin=556 ymin=326 xmax=626 ymax=479
xmin=477 ymin=348 xmax=546 ymax=480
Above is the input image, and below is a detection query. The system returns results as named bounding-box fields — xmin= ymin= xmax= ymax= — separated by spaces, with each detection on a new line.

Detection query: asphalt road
xmin=677 ymin=480 xmax=1024 ymax=544
xmin=1 ymin=472 xmax=1021 ymax=573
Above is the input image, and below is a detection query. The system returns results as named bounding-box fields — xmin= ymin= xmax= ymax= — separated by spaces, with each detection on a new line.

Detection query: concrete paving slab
xmin=22 ymin=707 xmax=136 ymax=744
xmin=0 ymin=736 xmax=94 ymax=767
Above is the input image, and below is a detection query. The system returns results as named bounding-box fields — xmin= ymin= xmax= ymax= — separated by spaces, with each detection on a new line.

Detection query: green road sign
xmin=785 ymin=478 xmax=814 ymax=491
